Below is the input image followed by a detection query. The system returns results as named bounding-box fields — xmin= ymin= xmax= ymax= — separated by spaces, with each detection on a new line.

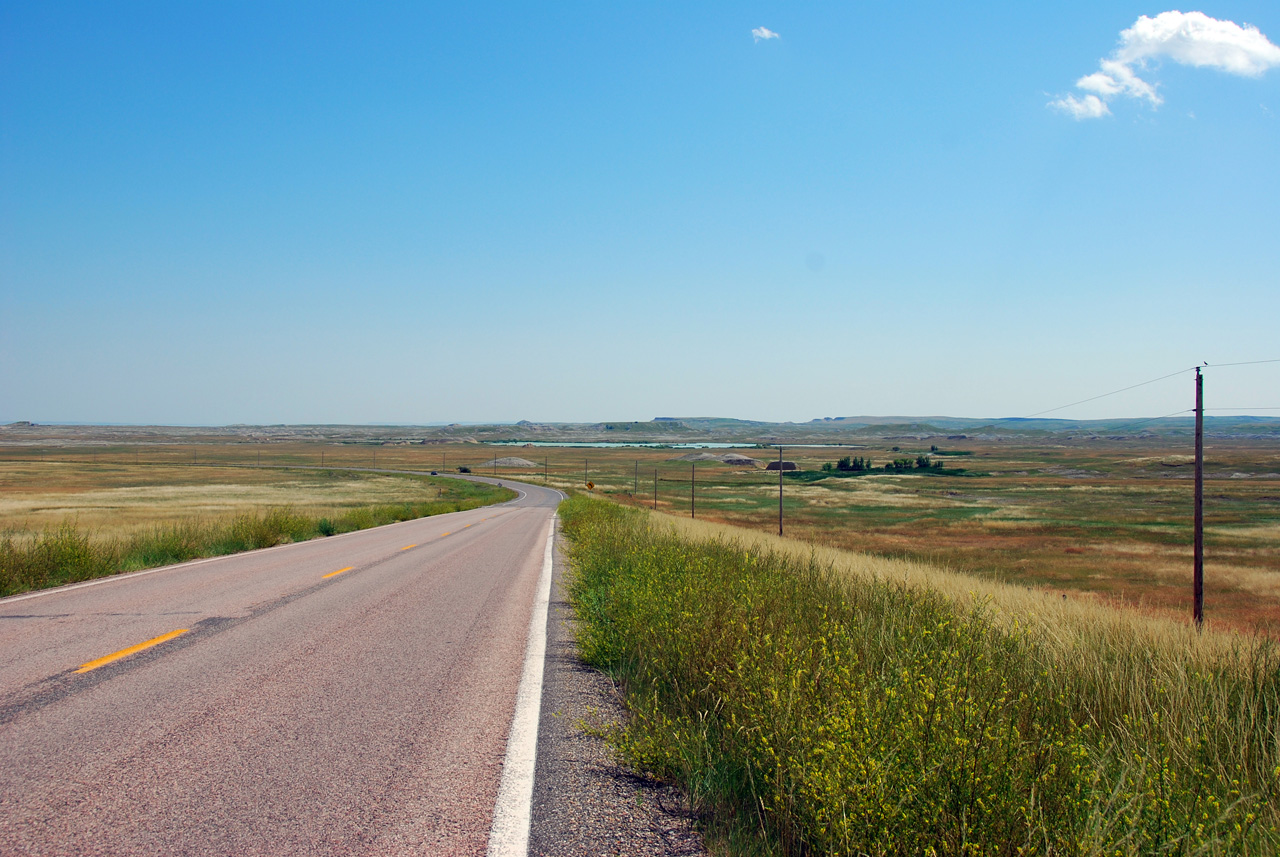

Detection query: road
xmin=0 ymin=478 xmax=562 ymax=855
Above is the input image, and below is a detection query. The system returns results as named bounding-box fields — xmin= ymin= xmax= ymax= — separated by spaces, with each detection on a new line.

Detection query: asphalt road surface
xmin=0 ymin=478 xmax=562 ymax=856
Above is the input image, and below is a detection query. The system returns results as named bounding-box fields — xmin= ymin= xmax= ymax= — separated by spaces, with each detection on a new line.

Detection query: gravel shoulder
xmin=528 ymin=527 xmax=706 ymax=856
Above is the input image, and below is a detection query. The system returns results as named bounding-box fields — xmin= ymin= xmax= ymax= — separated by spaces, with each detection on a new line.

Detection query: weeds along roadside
xmin=0 ymin=481 xmax=515 ymax=598
xmin=559 ymin=494 xmax=1280 ymax=856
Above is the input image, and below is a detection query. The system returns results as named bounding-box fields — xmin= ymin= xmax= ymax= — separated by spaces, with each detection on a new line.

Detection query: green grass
xmin=0 ymin=481 xmax=514 ymax=597
xmin=561 ymin=495 xmax=1280 ymax=856
xmin=784 ymin=467 xmax=968 ymax=483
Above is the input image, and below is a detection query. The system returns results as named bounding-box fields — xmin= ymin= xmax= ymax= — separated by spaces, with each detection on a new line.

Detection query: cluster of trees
xmin=821 ymin=454 xmax=945 ymax=474
xmin=822 ymin=456 xmax=873 ymax=473
xmin=887 ymin=456 xmax=942 ymax=472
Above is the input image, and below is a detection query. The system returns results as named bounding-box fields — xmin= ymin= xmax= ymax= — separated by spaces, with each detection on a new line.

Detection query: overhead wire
xmin=1016 ymin=366 xmax=1197 ymax=420
xmin=1204 ymin=358 xmax=1280 ymax=368
xmin=988 ymin=358 xmax=1280 ymax=429
xmin=1099 ymin=409 xmax=1194 ymax=435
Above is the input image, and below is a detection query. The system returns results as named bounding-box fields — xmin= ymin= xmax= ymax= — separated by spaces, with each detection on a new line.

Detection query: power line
xmin=1098 ymin=409 xmax=1193 ymax=435
xmin=1206 ymin=358 xmax=1280 ymax=368
xmin=1002 ymin=359 xmax=1279 ymax=425
xmin=1016 ymin=366 xmax=1196 ymax=420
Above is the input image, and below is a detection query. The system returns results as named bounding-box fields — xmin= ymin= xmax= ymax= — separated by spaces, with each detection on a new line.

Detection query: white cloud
xmin=1050 ymin=11 xmax=1280 ymax=119
xmin=1117 ymin=11 xmax=1280 ymax=75
xmin=1050 ymin=93 xmax=1111 ymax=119
xmin=752 ymin=27 xmax=780 ymax=43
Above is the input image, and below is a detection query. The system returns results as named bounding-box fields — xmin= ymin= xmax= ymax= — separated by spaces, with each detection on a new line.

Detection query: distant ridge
xmin=3 ymin=415 xmax=1276 ymax=446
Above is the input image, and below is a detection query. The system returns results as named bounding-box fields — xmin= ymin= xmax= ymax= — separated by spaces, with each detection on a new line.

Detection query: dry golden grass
xmin=652 ymin=510 xmax=1253 ymax=667
xmin=0 ymin=462 xmax=450 ymax=540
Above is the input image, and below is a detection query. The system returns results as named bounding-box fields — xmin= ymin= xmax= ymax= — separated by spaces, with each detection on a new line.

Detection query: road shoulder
xmin=527 ymin=527 xmax=705 ymax=856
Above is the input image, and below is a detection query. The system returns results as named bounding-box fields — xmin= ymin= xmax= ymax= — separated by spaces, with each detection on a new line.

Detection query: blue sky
xmin=2 ymin=2 xmax=1278 ymax=425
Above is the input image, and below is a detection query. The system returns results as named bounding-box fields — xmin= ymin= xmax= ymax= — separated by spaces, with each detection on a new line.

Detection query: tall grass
xmin=0 ymin=489 xmax=513 ymax=597
xmin=560 ymin=496 xmax=1280 ymax=856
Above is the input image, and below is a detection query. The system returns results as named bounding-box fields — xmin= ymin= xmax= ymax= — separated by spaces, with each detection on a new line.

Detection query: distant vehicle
xmin=430 ymin=471 xmax=438 ymax=475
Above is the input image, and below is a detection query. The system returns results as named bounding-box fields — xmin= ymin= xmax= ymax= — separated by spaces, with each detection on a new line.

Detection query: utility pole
xmin=778 ymin=445 xmax=784 ymax=537
xmin=545 ymin=456 xmax=549 ymax=484
xmin=584 ymin=458 xmax=588 ymax=487
xmin=653 ymin=469 xmax=658 ymax=510
xmin=1194 ymin=367 xmax=1205 ymax=631
xmin=691 ymin=463 xmax=695 ymax=519
xmin=634 ymin=460 xmax=639 ymax=495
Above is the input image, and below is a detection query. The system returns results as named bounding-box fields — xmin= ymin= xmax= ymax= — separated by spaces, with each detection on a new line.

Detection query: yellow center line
xmin=400 ymin=544 xmax=417 ymax=551
xmin=75 ymin=629 xmax=188 ymax=674
xmin=323 ymin=566 xmax=355 ymax=579
xmin=441 ymin=532 xmax=450 ymax=536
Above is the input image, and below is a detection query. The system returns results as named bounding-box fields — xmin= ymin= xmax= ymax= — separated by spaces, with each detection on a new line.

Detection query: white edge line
xmin=486 ymin=513 xmax=556 ymax=857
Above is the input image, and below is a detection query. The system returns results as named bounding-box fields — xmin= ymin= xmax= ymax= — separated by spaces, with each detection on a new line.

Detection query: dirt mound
xmin=670 ymin=451 xmax=762 ymax=466
xmin=670 ymin=452 xmax=724 ymax=462
xmin=479 ymin=457 xmax=539 ymax=468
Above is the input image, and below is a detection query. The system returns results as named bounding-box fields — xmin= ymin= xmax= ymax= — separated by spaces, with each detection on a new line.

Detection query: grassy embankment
xmin=0 ymin=467 xmax=513 ymax=597
xmin=561 ymin=495 xmax=1280 ymax=856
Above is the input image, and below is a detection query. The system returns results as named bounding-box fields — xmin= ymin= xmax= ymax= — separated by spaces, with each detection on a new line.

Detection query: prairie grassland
xmin=562 ymin=496 xmax=1280 ymax=856
xmin=4 ymin=435 xmax=1276 ymax=628
xmin=0 ymin=461 xmax=464 ymax=537
xmin=526 ymin=439 xmax=1279 ymax=632
xmin=0 ymin=457 xmax=513 ymax=597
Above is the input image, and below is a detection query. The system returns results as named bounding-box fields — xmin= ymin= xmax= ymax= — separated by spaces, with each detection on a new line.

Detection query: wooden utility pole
xmin=778 ymin=445 xmax=784 ymax=537
xmin=653 ymin=469 xmax=658 ymax=510
xmin=691 ymin=463 xmax=696 ymax=519
xmin=1194 ymin=367 xmax=1204 ymax=631
xmin=634 ymin=461 xmax=639 ymax=495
